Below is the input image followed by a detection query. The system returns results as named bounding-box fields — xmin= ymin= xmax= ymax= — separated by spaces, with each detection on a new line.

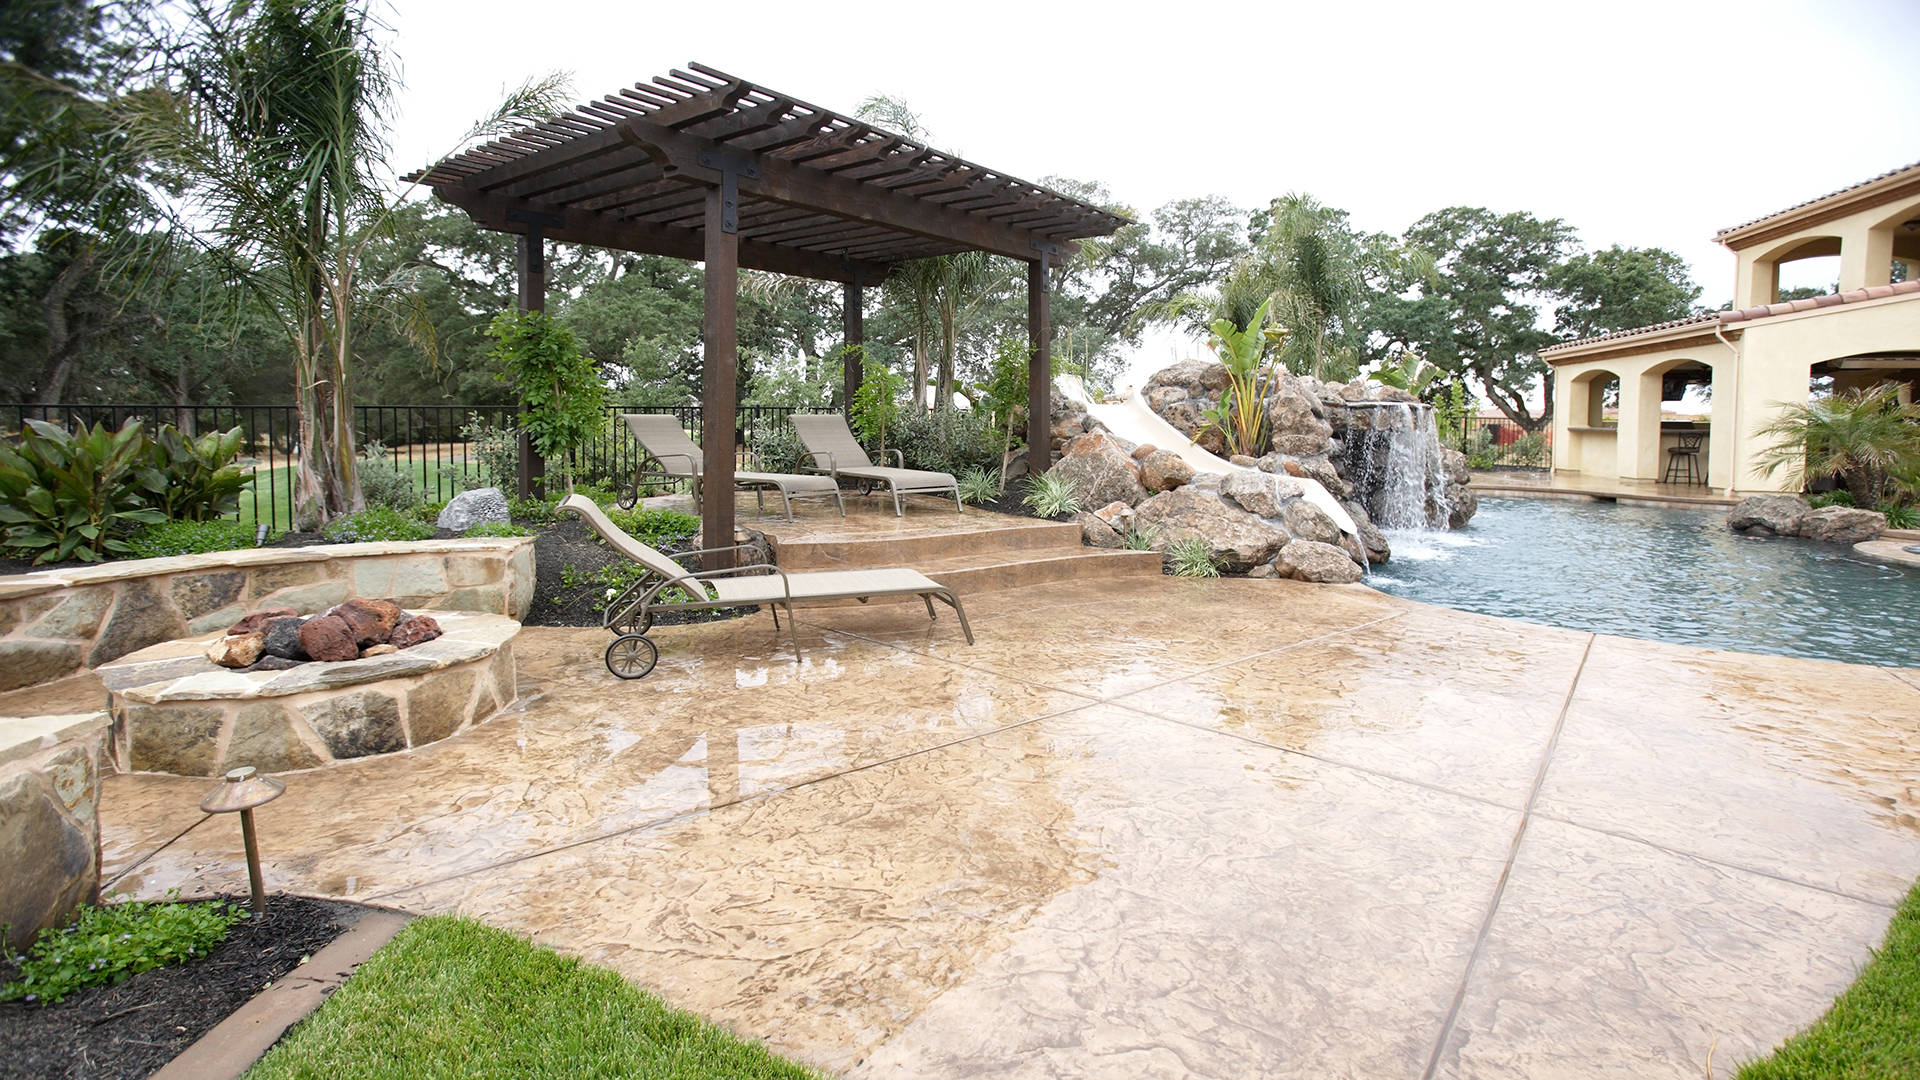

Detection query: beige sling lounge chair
xmin=789 ymin=413 xmax=962 ymax=516
xmin=558 ymin=494 xmax=972 ymax=678
xmin=620 ymin=414 xmax=843 ymax=520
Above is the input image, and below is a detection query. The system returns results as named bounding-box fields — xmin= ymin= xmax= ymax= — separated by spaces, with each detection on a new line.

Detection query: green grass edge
xmin=243 ymin=915 xmax=827 ymax=1080
xmin=1734 ymin=875 xmax=1920 ymax=1079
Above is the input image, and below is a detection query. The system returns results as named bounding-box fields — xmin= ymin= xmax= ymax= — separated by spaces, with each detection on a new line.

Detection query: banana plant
xmin=148 ymin=425 xmax=252 ymax=522
xmin=1206 ymin=298 xmax=1281 ymax=457
xmin=0 ymin=419 xmax=166 ymax=564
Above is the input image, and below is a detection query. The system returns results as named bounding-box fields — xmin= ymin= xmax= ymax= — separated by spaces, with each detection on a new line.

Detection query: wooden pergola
xmin=406 ymin=62 xmax=1127 ymax=554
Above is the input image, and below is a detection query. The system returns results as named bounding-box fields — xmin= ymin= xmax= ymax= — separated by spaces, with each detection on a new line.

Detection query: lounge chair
xmin=619 ymin=414 xmax=844 ymax=520
xmin=558 ymin=494 xmax=973 ymax=679
xmin=789 ymin=413 xmax=962 ymax=516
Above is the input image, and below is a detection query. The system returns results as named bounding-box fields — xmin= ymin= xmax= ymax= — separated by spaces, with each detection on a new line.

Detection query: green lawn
xmin=236 ymin=458 xmax=479 ymax=532
xmin=1735 ymin=876 xmax=1920 ymax=1079
xmin=244 ymin=916 xmax=825 ymax=1080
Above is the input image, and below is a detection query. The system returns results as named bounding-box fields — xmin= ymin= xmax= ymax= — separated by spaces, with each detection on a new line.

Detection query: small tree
xmin=850 ymin=349 xmax=905 ymax=452
xmin=487 ymin=309 xmax=604 ymax=492
xmin=1755 ymin=382 xmax=1920 ymax=507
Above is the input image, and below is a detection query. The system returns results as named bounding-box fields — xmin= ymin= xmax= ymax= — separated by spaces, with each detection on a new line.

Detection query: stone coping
xmin=1855 ymin=540 xmax=1920 ymax=569
xmin=0 ymin=711 xmax=109 ymax=768
xmin=0 ymin=537 xmax=533 ymax=601
xmin=100 ymin=612 xmax=518 ymax=705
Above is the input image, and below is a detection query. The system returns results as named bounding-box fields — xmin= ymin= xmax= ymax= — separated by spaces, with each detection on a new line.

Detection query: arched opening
xmin=1640 ymin=358 xmax=1716 ymax=486
xmin=1869 ymin=197 xmax=1920 ymax=285
xmin=1567 ymin=368 xmax=1622 ymax=475
xmin=1751 ymin=234 xmax=1844 ymax=303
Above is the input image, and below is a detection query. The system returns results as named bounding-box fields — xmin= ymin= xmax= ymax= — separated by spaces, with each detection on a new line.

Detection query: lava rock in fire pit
xmin=206 ymin=632 xmax=266 ymax=669
xmin=262 ymin=617 xmax=309 ymax=661
xmin=244 ymin=655 xmax=304 ymax=672
xmin=331 ymin=598 xmax=403 ymax=647
xmin=297 ymin=614 xmax=360 ymax=662
xmin=229 ymin=607 xmax=299 ymax=636
xmin=389 ymin=614 xmax=443 ymax=649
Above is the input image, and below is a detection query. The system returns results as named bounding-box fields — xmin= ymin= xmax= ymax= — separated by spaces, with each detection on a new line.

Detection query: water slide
xmin=1054 ymin=375 xmax=1358 ymax=537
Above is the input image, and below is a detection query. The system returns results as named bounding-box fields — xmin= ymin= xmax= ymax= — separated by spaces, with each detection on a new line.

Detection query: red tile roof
xmin=1543 ymin=280 xmax=1920 ymax=356
xmin=1715 ymin=160 xmax=1920 ymax=238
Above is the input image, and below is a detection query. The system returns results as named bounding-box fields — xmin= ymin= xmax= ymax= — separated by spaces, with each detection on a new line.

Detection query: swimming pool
xmin=1367 ymin=496 xmax=1920 ymax=667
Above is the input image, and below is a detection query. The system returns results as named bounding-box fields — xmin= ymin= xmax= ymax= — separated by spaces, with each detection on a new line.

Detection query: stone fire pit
xmin=99 ymin=611 xmax=519 ymax=776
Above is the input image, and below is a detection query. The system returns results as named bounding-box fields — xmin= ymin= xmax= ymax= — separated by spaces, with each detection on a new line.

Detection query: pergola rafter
xmin=408 ymin=62 xmax=1126 ymax=554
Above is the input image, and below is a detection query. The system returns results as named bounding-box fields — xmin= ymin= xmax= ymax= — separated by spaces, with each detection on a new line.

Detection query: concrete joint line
xmin=1421 ymin=633 xmax=1595 ymax=1080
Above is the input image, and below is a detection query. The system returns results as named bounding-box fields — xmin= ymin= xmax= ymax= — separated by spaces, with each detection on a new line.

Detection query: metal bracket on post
xmin=696 ymin=149 xmax=762 ymax=234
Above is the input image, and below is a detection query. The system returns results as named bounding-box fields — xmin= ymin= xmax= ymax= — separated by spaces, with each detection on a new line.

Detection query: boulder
xmin=1145 ymin=386 xmax=1189 ymax=413
xmin=1071 ymin=511 xmax=1122 ymax=549
xmin=261 ymin=617 xmax=309 ymax=661
xmin=229 ymin=607 xmax=299 ymax=636
xmin=1265 ymin=384 xmax=1335 ymax=458
xmin=1283 ymin=499 xmax=1343 ymax=545
xmin=297 ymin=614 xmax=360 ymax=663
xmin=1130 ymin=443 xmax=1157 ymax=461
xmin=1144 ymin=358 xmax=1231 ymax=397
xmin=390 ymin=614 xmax=444 ymax=649
xmin=1131 ymin=488 xmax=1290 ymax=573
xmin=331 ymin=598 xmax=403 ymax=647
xmin=206 ymin=633 xmax=266 ymax=669
xmin=1799 ymin=506 xmax=1886 ymax=544
xmin=1157 ymin=401 xmax=1205 ymax=439
xmin=1229 ymin=454 xmax=1260 ymax=468
xmin=1444 ymin=483 xmax=1479 ymax=530
xmin=1139 ymin=450 xmax=1195 ymax=493
xmin=1277 ymin=539 xmax=1364 ymax=584
xmin=1220 ymin=470 xmax=1287 ymax=518
xmin=1292 ymin=456 xmax=1353 ymax=500
xmin=437 ymin=486 xmax=510 ymax=532
xmin=1049 ymin=433 xmax=1148 ymax=508
xmin=1728 ymin=494 xmax=1811 ymax=535
xmin=1443 ymin=448 xmax=1471 ymax=486
xmin=1091 ymin=501 xmax=1134 ymax=529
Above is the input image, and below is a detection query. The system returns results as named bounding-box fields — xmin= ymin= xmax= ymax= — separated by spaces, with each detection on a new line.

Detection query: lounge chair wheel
xmin=617 ymin=488 xmax=639 ymax=510
xmin=605 ymin=634 xmax=658 ymax=680
xmin=610 ymin=608 xmax=654 ymax=636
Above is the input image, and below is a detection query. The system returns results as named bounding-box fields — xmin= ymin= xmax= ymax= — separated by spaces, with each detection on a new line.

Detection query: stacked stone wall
xmin=1 ymin=712 xmax=109 ymax=951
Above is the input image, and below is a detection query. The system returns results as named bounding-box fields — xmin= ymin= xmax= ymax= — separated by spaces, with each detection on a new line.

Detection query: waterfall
xmin=1334 ymin=403 xmax=1452 ymax=530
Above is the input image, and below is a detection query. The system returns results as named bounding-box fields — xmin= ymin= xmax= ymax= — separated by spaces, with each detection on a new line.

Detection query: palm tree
xmin=1261 ymin=194 xmax=1365 ymax=381
xmin=1755 ymin=382 xmax=1920 ymax=506
xmin=122 ymin=0 xmax=564 ymax=527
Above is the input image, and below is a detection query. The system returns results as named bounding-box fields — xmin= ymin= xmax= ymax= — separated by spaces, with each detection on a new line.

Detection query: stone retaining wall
xmin=0 ymin=539 xmax=534 ymax=693
xmin=1 ymin=711 xmax=109 ymax=951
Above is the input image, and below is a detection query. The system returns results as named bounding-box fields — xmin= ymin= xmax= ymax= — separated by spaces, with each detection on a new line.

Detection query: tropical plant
xmin=119 ymin=0 xmax=567 ymax=528
xmin=1206 ymin=297 xmax=1281 ymax=457
xmin=1165 ymin=536 xmax=1220 ymax=577
xmin=1808 ymin=490 xmax=1855 ymax=509
xmin=0 ymin=418 xmax=165 ymax=563
xmin=354 ymin=441 xmax=421 ymax=512
xmin=2 ymin=897 xmax=247 ymax=1005
xmin=1256 ymin=193 xmax=1367 ymax=380
xmin=320 ymin=506 xmax=433 ymax=543
xmin=128 ymin=518 xmax=256 ymax=558
xmin=1754 ymin=383 xmax=1920 ymax=507
xmin=850 ymin=349 xmax=906 ymax=451
xmin=956 ymin=468 xmax=1002 ymax=505
xmin=1023 ymin=472 xmax=1081 ymax=518
xmin=487 ymin=310 xmax=604 ymax=491
xmin=1369 ymin=353 xmax=1440 ymax=397
xmin=146 ymin=423 xmax=250 ymax=521
xmin=1878 ymin=503 xmax=1917 ymax=529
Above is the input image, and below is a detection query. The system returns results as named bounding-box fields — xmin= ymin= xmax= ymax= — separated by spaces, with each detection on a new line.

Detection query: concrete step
xmin=771 ymin=519 xmax=1086 ymax=571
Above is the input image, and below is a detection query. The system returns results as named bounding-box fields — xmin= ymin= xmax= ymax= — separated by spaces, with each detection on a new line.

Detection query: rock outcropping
xmin=1728 ymin=495 xmax=1885 ymax=544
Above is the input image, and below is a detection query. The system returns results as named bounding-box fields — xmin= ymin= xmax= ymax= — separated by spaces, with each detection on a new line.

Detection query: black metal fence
xmin=1 ymin=402 xmax=799 ymax=532
xmin=1457 ymin=416 xmax=1550 ymax=470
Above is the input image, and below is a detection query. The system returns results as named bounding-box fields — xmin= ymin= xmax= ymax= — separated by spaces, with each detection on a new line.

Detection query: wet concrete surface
xmin=97 ymin=576 xmax=1920 ymax=1079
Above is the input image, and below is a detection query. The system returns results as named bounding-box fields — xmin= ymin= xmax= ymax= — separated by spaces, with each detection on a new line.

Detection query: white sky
xmin=378 ymin=0 xmax=1919 ymax=380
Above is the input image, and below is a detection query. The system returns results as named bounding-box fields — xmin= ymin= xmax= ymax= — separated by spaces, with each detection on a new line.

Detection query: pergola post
xmin=515 ymin=229 xmax=546 ymax=499
xmin=841 ymin=276 xmax=864 ymax=409
xmin=1026 ymin=256 xmax=1051 ymax=480
xmin=702 ymin=187 xmax=739 ymax=564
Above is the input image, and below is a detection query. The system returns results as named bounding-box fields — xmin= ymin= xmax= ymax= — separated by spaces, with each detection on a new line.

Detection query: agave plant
xmin=0 ymin=419 xmax=166 ymax=564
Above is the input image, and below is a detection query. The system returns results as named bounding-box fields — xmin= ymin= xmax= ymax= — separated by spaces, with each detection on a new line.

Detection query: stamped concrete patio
xmin=97 ymin=577 xmax=1920 ymax=1079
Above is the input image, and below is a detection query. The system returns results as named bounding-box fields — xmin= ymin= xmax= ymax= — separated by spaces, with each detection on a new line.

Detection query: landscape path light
xmin=199 ymin=766 xmax=286 ymax=913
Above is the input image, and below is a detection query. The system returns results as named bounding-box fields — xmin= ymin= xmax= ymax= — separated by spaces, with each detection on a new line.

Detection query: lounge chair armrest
xmin=802 ymin=451 xmax=836 ymax=475
xmin=881 ymin=448 xmax=904 ymax=468
xmin=644 ymin=451 xmax=700 ymax=477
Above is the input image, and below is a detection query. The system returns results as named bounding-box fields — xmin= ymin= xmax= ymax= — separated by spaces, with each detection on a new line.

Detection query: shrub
xmin=2 ymin=898 xmax=246 ymax=1005
xmin=460 ymin=413 xmax=520 ymax=492
xmin=147 ymin=425 xmax=250 ymax=522
xmin=603 ymin=506 xmax=700 ymax=547
xmin=0 ymin=418 xmax=165 ymax=564
xmin=128 ymin=519 xmax=256 ymax=558
xmin=487 ymin=310 xmax=605 ymax=489
xmin=1166 ymin=536 xmax=1221 ymax=577
xmin=1023 ymin=473 xmax=1081 ymax=518
xmin=322 ymin=507 xmax=434 ymax=544
xmin=890 ymin=408 xmax=1000 ymax=475
xmin=510 ymin=498 xmax=557 ymax=525
xmin=464 ymin=521 xmax=535 ymax=538
xmin=752 ymin=425 xmax=808 ymax=475
xmin=957 ymin=467 xmax=1002 ymax=505
xmin=1809 ymin=489 xmax=1855 ymax=509
xmin=415 ymin=499 xmax=448 ymax=525
xmin=355 ymin=441 xmax=422 ymax=513
xmin=849 ymin=348 xmax=905 ymax=449
xmin=1879 ymin=502 xmax=1917 ymax=529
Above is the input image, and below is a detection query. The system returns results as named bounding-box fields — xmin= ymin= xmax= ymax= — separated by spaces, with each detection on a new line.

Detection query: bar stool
xmin=1663 ymin=432 xmax=1704 ymax=486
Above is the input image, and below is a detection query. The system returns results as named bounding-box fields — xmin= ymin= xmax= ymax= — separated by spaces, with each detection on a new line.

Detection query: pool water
xmin=1367 ymin=497 xmax=1920 ymax=667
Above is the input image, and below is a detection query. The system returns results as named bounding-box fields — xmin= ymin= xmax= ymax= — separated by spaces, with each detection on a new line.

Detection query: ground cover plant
xmin=320 ymin=506 xmax=435 ymax=544
xmin=244 ymin=916 xmax=825 ymax=1080
xmin=1735 ymin=876 xmax=1920 ymax=1079
xmin=127 ymin=519 xmax=260 ymax=558
xmin=2 ymin=898 xmax=247 ymax=1005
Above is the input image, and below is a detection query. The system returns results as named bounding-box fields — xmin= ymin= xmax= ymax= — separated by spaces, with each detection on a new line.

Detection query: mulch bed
xmin=0 ymin=895 xmax=353 ymax=1080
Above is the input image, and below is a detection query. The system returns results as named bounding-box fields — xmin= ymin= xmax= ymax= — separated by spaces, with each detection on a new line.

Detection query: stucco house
xmin=1543 ymin=161 xmax=1920 ymax=493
